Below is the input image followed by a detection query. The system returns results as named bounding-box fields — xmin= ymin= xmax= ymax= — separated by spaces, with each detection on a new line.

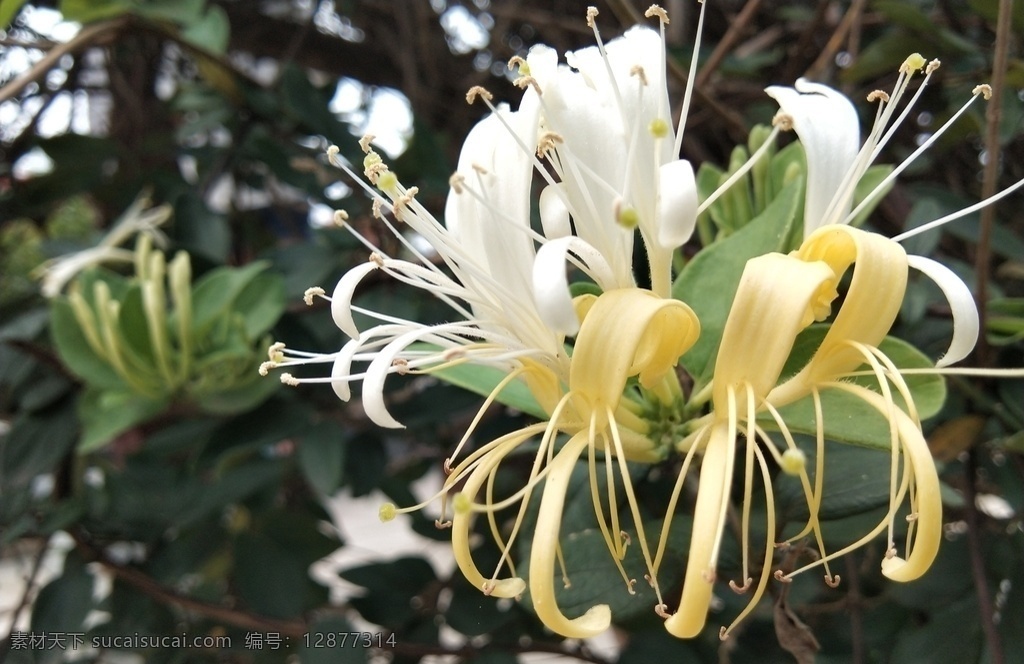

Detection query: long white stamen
xmin=673 ymin=0 xmax=708 ymax=157
xmin=892 ymin=177 xmax=1024 ymax=242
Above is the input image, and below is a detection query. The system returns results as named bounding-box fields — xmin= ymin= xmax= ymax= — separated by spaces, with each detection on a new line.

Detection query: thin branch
xmin=805 ymin=0 xmax=869 ymax=81
xmin=975 ymin=0 xmax=1015 ymax=368
xmin=696 ymin=0 xmax=764 ymax=89
xmin=843 ymin=554 xmax=864 ymax=664
xmin=0 ymin=541 xmax=51 ymax=662
xmin=963 ymin=448 xmax=1004 ymax=664
xmin=0 ymin=19 xmax=127 ymax=103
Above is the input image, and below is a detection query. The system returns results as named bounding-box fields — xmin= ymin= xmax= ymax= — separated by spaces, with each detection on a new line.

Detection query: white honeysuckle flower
xmin=764 ymin=57 xmax=1024 ymax=368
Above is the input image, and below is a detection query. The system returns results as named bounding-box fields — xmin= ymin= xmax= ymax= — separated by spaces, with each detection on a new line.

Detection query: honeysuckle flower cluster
xmin=265 ymin=3 xmax=1024 ymax=643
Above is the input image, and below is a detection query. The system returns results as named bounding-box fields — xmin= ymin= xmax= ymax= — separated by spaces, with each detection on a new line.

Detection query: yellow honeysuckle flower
xmin=383 ymin=288 xmax=699 ymax=638
xmin=664 ymin=224 xmax=962 ymax=639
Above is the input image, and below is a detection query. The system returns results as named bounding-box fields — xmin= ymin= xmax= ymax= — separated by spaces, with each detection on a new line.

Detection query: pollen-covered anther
xmin=729 ymin=577 xmax=752 ymax=594
xmin=465 ymin=85 xmax=493 ymax=104
xmin=303 ymin=286 xmax=325 ymax=306
xmin=867 ymin=89 xmax=890 ymax=103
xmin=358 ymin=134 xmax=376 ymax=153
xmin=906 ymin=512 xmax=919 ymax=522
xmin=449 ymin=173 xmax=465 ymax=194
xmin=392 ymin=357 xmax=410 ymax=375
xmin=258 ymin=361 xmax=276 ymax=376
xmin=885 ymin=546 xmax=898 ymax=559
xmin=774 ymin=569 xmax=793 ymax=583
xmin=626 ymin=578 xmax=637 ymax=595
xmin=393 ymin=186 xmax=420 ymax=221
xmin=973 ymin=84 xmax=993 ymax=100
xmin=371 ymin=199 xmax=384 ymax=219
xmin=471 ymin=162 xmax=489 ymax=175
xmin=369 ymin=252 xmax=385 ymax=267
xmin=644 ymin=5 xmax=669 ymax=23
xmin=719 ymin=627 xmax=730 ymax=641
xmin=536 ymin=131 xmax=564 ymax=158
xmin=926 ymin=59 xmax=941 ymax=74
xmin=513 ymin=76 xmax=542 ymax=94
xmin=701 ymin=569 xmax=717 ymax=583
xmin=586 ymin=6 xmax=599 ymax=28
xmin=620 ymin=530 xmax=632 ymax=546
xmin=435 ymin=518 xmax=453 ymax=529
xmin=443 ymin=457 xmax=454 ymax=475
xmin=900 ymin=52 xmax=927 ymax=73
xmin=772 ymin=111 xmax=794 ymax=131
xmin=507 ymin=55 xmax=528 ymax=73
xmin=643 ymin=574 xmax=656 ymax=588
xmin=267 ymin=341 xmax=286 ymax=362
xmin=482 ymin=580 xmax=495 ymax=596
xmin=379 ymin=503 xmax=397 ymax=522
xmin=824 ymin=573 xmax=841 ymax=588
xmin=655 ymin=603 xmax=670 ymax=618
xmin=280 ymin=373 xmax=300 ymax=386
xmin=333 ymin=210 xmax=349 ymax=226
xmin=630 ymin=64 xmax=648 ymax=86
xmin=326 ymin=145 xmax=340 ymax=162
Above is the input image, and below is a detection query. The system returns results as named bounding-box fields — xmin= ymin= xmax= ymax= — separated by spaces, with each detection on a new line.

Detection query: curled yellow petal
xmin=771 ymin=225 xmax=909 ymax=406
xmin=712 ymin=253 xmax=835 ymax=409
xmin=529 ymin=431 xmax=612 ymax=638
xmin=570 ymin=288 xmax=699 ymax=424
xmin=664 ymin=419 xmax=733 ymax=638
xmin=450 ymin=439 xmax=527 ymax=599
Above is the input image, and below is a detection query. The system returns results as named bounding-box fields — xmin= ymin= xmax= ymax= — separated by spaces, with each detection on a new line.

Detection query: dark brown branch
xmin=963 ymin=448 xmax=1004 ymax=664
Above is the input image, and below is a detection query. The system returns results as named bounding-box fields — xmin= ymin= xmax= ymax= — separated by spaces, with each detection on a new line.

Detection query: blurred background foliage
xmin=0 ymin=1 xmax=1022 ymax=663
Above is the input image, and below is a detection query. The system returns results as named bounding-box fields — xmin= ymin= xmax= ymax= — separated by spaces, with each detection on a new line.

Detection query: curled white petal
xmin=539 ymin=184 xmax=571 ymax=239
xmin=330 ymin=337 xmax=364 ymax=402
xmin=907 ymin=254 xmax=979 ymax=367
xmin=533 ymin=237 xmax=619 ymax=336
xmin=657 ymin=159 xmax=698 ymax=247
xmin=331 ymin=261 xmax=380 ymax=339
xmin=765 ymin=79 xmax=860 ymax=233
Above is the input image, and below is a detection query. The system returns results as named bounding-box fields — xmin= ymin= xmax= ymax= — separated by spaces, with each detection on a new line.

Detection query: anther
xmin=369 ymin=252 xmax=385 ymax=267
xmin=655 ymin=604 xmax=670 ymax=618
xmin=625 ymin=578 xmax=637 ymax=595
xmin=303 ymin=286 xmax=325 ymax=306
xmin=482 ymin=581 xmax=495 ymax=596
xmin=774 ymin=570 xmax=793 ymax=583
xmin=443 ymin=458 xmax=454 ymax=475
xmin=586 ymin=6 xmax=599 ymax=28
xmin=258 ymin=361 xmax=276 ymax=376
xmin=644 ymin=5 xmax=669 ymax=23
xmin=620 ymin=531 xmax=632 ymax=546
xmin=359 ymin=134 xmax=376 ymax=153
xmin=435 ymin=518 xmax=453 ymax=529
xmin=267 ymin=341 xmax=286 ymax=362
xmin=701 ymin=569 xmax=717 ymax=583
xmin=926 ymin=59 xmax=941 ymax=74
xmin=537 ymin=131 xmax=564 ymax=158
xmin=630 ymin=64 xmax=648 ymax=86
xmin=280 ymin=373 xmax=300 ymax=386
xmin=643 ymin=574 xmax=656 ymax=588
xmin=443 ymin=347 xmax=466 ymax=361
xmin=885 ymin=546 xmax=897 ymax=559
xmin=824 ymin=573 xmax=841 ymax=588
xmin=772 ymin=111 xmax=794 ymax=131
xmin=333 ymin=210 xmax=349 ymax=226
xmin=867 ymin=90 xmax=890 ymax=103
xmin=449 ymin=173 xmax=465 ymax=194
xmin=379 ymin=503 xmax=397 ymax=522
xmin=465 ymin=86 xmax=493 ymax=104
xmin=906 ymin=512 xmax=919 ymax=522
xmin=507 ymin=55 xmax=528 ymax=73
xmin=392 ymin=358 xmax=410 ymax=375
xmin=974 ymin=84 xmax=993 ymax=100
xmin=719 ymin=627 xmax=729 ymax=640
xmin=393 ymin=186 xmax=419 ymax=222
xmin=729 ymin=578 xmax=752 ymax=594
xmin=326 ymin=145 xmax=340 ymax=161
xmin=471 ymin=162 xmax=489 ymax=175
xmin=371 ymin=199 xmax=383 ymax=219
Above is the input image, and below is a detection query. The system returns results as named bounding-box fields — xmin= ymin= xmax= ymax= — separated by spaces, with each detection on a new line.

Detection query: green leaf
xmin=78 ymin=388 xmax=169 ymax=453
xmin=194 ymin=373 xmax=280 ymax=415
xmin=429 ymin=362 xmax=547 ymax=420
xmin=59 ymin=0 xmax=129 ymax=23
xmin=766 ymin=328 xmax=947 ymax=451
xmin=232 ymin=271 xmax=286 ymax=338
xmin=341 ymin=557 xmax=438 ymax=628
xmin=190 ymin=262 xmax=271 ymax=336
xmin=181 ymin=6 xmax=230 ymax=54
xmin=135 ymin=0 xmax=204 ymax=23
xmin=673 ymin=179 xmax=802 ymax=382
xmin=0 ymin=0 xmax=28 ymax=29
xmin=848 ymin=164 xmax=894 ymax=228
xmin=31 ymin=552 xmax=95 ymax=634
xmin=297 ymin=421 xmax=348 ymax=494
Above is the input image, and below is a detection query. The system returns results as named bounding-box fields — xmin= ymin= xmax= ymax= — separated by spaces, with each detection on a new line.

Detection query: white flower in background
xmin=36 ymin=194 xmax=171 ymax=298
